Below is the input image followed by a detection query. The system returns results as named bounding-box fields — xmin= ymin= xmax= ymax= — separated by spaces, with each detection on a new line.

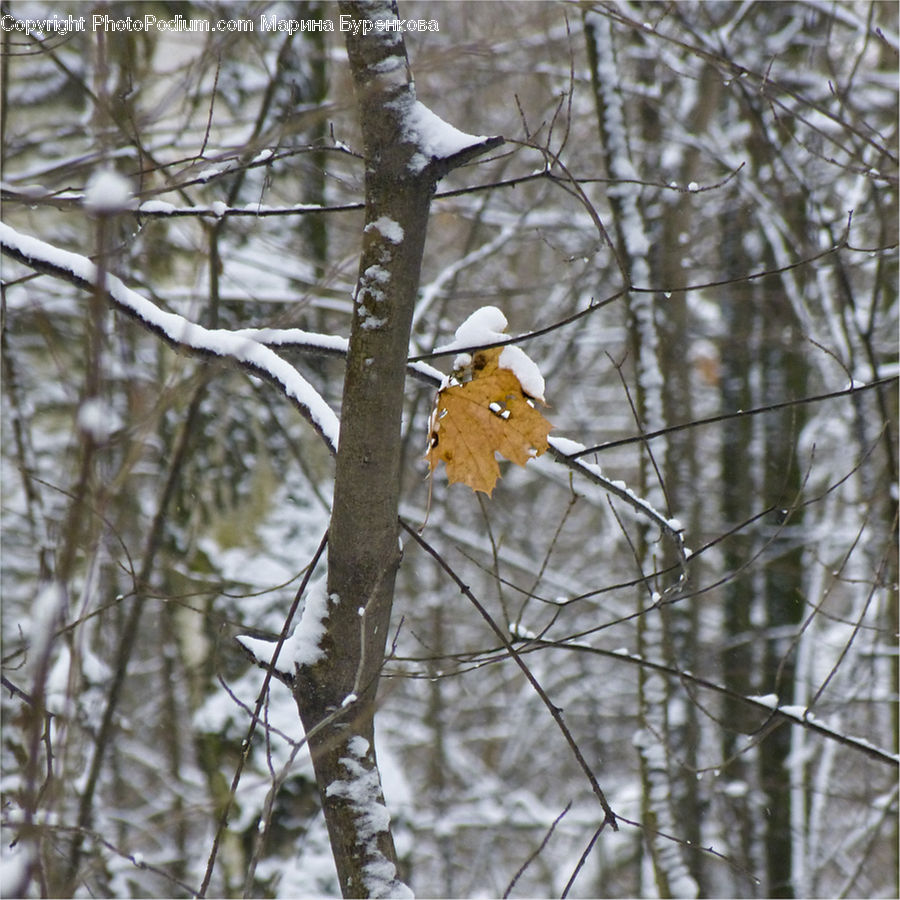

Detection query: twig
xmin=400 ymin=520 xmax=619 ymax=830
xmin=503 ymin=802 xmax=571 ymax=898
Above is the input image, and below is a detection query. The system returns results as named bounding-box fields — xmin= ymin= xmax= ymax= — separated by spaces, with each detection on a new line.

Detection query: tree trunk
xmin=584 ymin=12 xmax=697 ymax=897
xmin=291 ymin=3 xmax=501 ymax=896
xmin=759 ymin=284 xmax=807 ymax=899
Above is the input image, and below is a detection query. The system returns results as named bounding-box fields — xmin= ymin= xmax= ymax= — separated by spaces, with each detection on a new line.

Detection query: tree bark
xmin=291 ymin=3 xmax=501 ymax=896
xmin=584 ymin=11 xmax=697 ymax=897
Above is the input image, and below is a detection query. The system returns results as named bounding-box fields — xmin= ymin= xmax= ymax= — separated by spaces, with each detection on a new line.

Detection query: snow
xmin=539 ymin=438 xmax=692 ymax=548
xmin=548 ymin=436 xmax=587 ymax=456
xmin=508 ymin=621 xmax=536 ymax=640
xmin=407 ymin=359 xmax=445 ymax=387
xmin=83 ymin=168 xmax=133 ymax=213
xmin=722 ymin=779 xmax=749 ymax=798
xmin=405 ymin=100 xmax=486 ymax=158
xmin=439 ymin=305 xmax=508 ymax=351
xmin=434 ymin=305 xmax=546 ymax=401
xmin=232 ymin=326 xmax=348 ymax=355
xmin=363 ymin=264 xmax=390 ymax=289
xmin=196 ymin=165 xmax=223 ymax=182
xmin=399 ymin=99 xmax=487 ymax=173
xmin=325 ymin=736 xmax=414 ymax=899
xmin=359 ymin=308 xmax=387 ymax=330
xmin=498 ymin=345 xmax=545 ymax=402
xmin=0 ymin=841 xmax=31 ymax=899
xmin=365 ymin=216 xmax=404 ymax=244
xmin=287 ymin=581 xmax=333 ymax=668
xmin=370 ymin=54 xmax=406 ymax=75
xmin=138 ymin=199 xmax=177 ymax=215
xmin=136 ymin=200 xmax=331 ymax=218
xmin=24 ymin=582 xmax=65 ymax=678
xmin=237 ymin=576 xmax=332 ymax=674
xmin=45 ymin=644 xmax=75 ymax=717
xmin=0 ymin=222 xmax=340 ymax=452
xmin=747 ymin=693 xmax=780 ymax=708
xmin=77 ymin=397 xmax=122 ymax=440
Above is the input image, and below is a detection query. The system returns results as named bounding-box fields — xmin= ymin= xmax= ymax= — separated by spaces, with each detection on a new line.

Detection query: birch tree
xmin=584 ymin=10 xmax=697 ymax=896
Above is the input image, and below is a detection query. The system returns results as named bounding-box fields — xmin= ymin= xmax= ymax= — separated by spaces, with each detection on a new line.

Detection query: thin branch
xmin=561 ymin=820 xmax=608 ymax=898
xmin=503 ymin=802 xmax=571 ymax=898
xmin=400 ymin=519 xmax=619 ymax=830
xmin=572 ymin=375 xmax=899 ymax=457
xmin=526 ymin=639 xmax=898 ymax=768
xmin=408 ymin=240 xmax=853 ymax=365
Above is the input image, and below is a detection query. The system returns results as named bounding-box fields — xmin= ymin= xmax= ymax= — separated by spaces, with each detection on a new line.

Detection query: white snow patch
xmin=370 ymin=54 xmax=406 ymax=75
xmin=26 ymin=582 xmax=66 ymax=674
xmin=359 ymin=308 xmax=388 ymax=330
xmin=499 ymin=345 xmax=545 ymax=402
xmin=401 ymin=100 xmax=487 ymax=173
xmin=509 ymin=621 xmax=536 ymax=640
xmin=239 ymin=577 xmax=332 ymax=674
xmin=439 ymin=305 xmax=508 ymax=352
xmin=232 ymin=326 xmax=348 ymax=355
xmin=0 ymin=841 xmax=31 ymax=899
xmin=747 ymin=693 xmax=780 ymax=708
xmin=434 ymin=305 xmax=546 ymax=400
xmin=84 ymin=168 xmax=133 ymax=213
xmin=77 ymin=397 xmax=122 ymax=440
xmin=548 ymin=436 xmax=587 ymax=456
xmin=138 ymin=199 xmax=177 ymax=215
xmin=363 ymin=264 xmax=390 ymax=287
xmin=196 ymin=165 xmax=223 ymax=183
xmin=325 ymin=736 xmax=413 ymax=898
xmin=45 ymin=644 xmax=75 ymax=717
xmin=289 ymin=582 xmax=333 ymax=668
xmin=365 ymin=216 xmax=404 ymax=244
xmin=722 ymin=779 xmax=749 ymax=798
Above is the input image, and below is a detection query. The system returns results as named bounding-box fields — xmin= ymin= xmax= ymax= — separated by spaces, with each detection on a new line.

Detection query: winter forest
xmin=1 ymin=1 xmax=897 ymax=898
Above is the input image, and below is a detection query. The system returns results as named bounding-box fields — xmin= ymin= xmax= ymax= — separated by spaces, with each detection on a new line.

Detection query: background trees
xmin=2 ymin=2 xmax=896 ymax=898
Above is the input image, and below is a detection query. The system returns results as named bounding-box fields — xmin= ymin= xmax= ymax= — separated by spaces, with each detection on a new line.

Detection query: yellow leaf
xmin=425 ymin=347 xmax=552 ymax=495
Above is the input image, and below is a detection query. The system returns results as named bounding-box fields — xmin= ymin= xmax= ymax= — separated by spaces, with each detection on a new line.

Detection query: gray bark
xmin=291 ymin=3 xmax=501 ymax=895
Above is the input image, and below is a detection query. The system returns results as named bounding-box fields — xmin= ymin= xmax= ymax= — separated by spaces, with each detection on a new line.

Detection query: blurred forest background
xmin=1 ymin=1 xmax=897 ymax=897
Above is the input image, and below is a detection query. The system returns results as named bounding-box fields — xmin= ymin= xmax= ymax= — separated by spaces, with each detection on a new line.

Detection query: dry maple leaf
xmin=426 ymin=346 xmax=553 ymax=495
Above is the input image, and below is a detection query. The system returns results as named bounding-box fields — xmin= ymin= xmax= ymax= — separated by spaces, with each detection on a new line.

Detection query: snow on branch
xmin=0 ymin=223 xmax=340 ymax=453
xmin=548 ymin=437 xmax=687 ymax=552
xmin=401 ymin=100 xmax=497 ymax=173
xmin=231 ymin=325 xmax=445 ymax=386
xmin=138 ymin=199 xmax=362 ymax=218
xmin=390 ymin=97 xmax=503 ymax=177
